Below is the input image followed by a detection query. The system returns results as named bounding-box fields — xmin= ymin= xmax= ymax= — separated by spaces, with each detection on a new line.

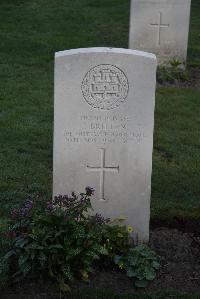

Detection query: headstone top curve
xmin=55 ymin=47 xmax=157 ymax=61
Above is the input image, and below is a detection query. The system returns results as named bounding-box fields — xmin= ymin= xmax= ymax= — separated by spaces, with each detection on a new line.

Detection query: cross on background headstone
xmin=86 ymin=148 xmax=119 ymax=201
xmin=150 ymin=12 xmax=169 ymax=46
xmin=129 ymin=0 xmax=191 ymax=64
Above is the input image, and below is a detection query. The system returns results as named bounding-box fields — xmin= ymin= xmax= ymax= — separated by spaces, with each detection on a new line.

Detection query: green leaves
xmin=157 ymin=64 xmax=188 ymax=84
xmin=3 ymin=189 xmax=113 ymax=293
xmin=3 ymin=249 xmax=16 ymax=260
xmin=17 ymin=254 xmax=31 ymax=277
xmin=114 ymin=244 xmax=160 ymax=288
xmin=49 ymin=244 xmax=63 ymax=250
xmin=14 ymin=237 xmax=29 ymax=249
xmin=152 ymin=260 xmax=160 ymax=270
xmin=101 ymin=222 xmax=130 ymax=262
xmin=96 ymin=245 xmax=108 ymax=256
xmin=4 ymin=189 xmax=160 ymax=293
xmin=126 ymin=268 xmax=136 ymax=278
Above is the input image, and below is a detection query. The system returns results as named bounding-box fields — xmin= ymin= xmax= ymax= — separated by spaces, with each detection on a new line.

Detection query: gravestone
xmin=53 ymin=48 xmax=157 ymax=242
xmin=129 ymin=0 xmax=191 ymax=65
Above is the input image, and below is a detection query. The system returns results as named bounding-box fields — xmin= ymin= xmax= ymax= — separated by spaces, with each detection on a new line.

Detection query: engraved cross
xmin=86 ymin=148 xmax=119 ymax=201
xmin=150 ymin=12 xmax=169 ymax=46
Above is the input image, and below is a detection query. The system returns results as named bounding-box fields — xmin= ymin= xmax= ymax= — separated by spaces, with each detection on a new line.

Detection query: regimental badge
xmin=81 ymin=64 xmax=129 ymax=110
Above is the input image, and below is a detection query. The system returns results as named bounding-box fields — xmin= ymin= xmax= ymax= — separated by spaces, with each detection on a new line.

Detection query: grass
xmin=0 ymin=0 xmax=199 ymax=220
xmin=152 ymin=88 xmax=200 ymax=220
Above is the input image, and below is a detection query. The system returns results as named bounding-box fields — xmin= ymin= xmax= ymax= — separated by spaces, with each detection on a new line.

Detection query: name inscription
xmin=64 ymin=114 xmax=147 ymax=144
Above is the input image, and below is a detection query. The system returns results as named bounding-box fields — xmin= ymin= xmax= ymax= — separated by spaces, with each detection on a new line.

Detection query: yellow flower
xmin=118 ymin=262 xmax=124 ymax=269
xmin=127 ymin=226 xmax=133 ymax=233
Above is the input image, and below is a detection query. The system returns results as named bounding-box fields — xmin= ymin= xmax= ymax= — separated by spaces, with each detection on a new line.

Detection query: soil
xmin=0 ymin=228 xmax=200 ymax=299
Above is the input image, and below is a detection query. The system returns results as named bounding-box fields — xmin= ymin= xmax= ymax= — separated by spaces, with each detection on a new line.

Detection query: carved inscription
xmin=150 ymin=12 xmax=169 ymax=46
xmin=86 ymin=148 xmax=119 ymax=201
xmin=81 ymin=65 xmax=129 ymax=110
xmin=64 ymin=114 xmax=147 ymax=144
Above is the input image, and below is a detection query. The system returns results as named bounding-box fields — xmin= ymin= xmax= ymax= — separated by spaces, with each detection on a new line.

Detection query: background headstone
xmin=129 ymin=0 xmax=191 ymax=65
xmin=53 ymin=48 xmax=157 ymax=242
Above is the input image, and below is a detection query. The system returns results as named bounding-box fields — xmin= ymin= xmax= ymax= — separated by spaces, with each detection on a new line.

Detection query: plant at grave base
xmin=3 ymin=187 xmax=160 ymax=292
xmin=114 ymin=244 xmax=160 ymax=288
xmin=168 ymin=58 xmax=182 ymax=68
xmin=3 ymin=187 xmax=109 ymax=293
xmin=98 ymin=218 xmax=132 ymax=262
xmin=157 ymin=60 xmax=188 ymax=84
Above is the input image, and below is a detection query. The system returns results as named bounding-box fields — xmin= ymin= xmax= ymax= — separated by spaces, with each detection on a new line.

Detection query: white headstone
xmin=53 ymin=47 xmax=157 ymax=242
xmin=129 ymin=0 xmax=191 ymax=65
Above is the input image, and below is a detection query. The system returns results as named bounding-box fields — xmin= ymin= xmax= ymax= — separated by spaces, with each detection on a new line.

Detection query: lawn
xmin=0 ymin=0 xmax=199 ymax=297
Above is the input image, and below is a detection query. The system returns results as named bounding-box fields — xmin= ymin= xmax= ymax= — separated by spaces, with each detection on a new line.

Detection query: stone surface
xmin=129 ymin=0 xmax=191 ymax=64
xmin=53 ymin=47 xmax=157 ymax=242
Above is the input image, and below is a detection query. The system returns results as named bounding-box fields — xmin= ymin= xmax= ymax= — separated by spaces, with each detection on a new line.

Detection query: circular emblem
xmin=81 ymin=64 xmax=129 ymax=110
